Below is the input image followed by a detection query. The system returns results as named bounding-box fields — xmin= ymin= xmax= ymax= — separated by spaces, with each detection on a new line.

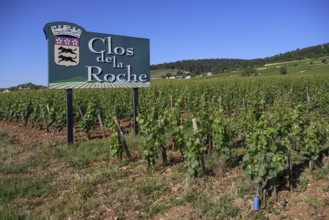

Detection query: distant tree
xmin=279 ymin=66 xmax=287 ymax=75
xmin=9 ymin=82 xmax=47 ymax=90
xmin=322 ymin=58 xmax=327 ymax=64
xmin=165 ymin=73 xmax=173 ymax=78
xmin=176 ymin=70 xmax=183 ymax=77
xmin=310 ymin=61 xmax=313 ymax=65
xmin=241 ymin=66 xmax=257 ymax=77
xmin=211 ymin=67 xmax=219 ymax=73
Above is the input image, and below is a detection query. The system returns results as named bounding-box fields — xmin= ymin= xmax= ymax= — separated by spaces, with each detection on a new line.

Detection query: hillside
xmin=151 ymin=42 xmax=329 ymax=75
xmin=151 ymin=55 xmax=329 ymax=79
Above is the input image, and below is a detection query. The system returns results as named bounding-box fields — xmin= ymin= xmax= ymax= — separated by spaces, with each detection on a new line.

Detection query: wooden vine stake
xmin=192 ymin=118 xmax=199 ymax=134
xmin=218 ymin=96 xmax=222 ymax=109
xmin=78 ymin=105 xmax=84 ymax=119
xmin=305 ymin=86 xmax=314 ymax=171
xmin=170 ymin=95 xmax=173 ymax=108
xmin=40 ymin=104 xmax=46 ymax=130
xmin=285 ymin=154 xmax=292 ymax=191
xmin=306 ymin=86 xmax=311 ymax=103
xmin=113 ymin=116 xmax=131 ymax=160
xmin=192 ymin=118 xmax=205 ymax=174
xmin=97 ymin=113 xmax=106 ymax=139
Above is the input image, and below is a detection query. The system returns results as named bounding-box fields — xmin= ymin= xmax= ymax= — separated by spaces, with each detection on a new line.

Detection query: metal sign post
xmin=66 ymin=89 xmax=74 ymax=144
xmin=133 ymin=88 xmax=139 ymax=135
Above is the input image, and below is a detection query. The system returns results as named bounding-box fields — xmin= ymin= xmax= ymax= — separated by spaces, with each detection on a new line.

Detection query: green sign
xmin=44 ymin=22 xmax=150 ymax=89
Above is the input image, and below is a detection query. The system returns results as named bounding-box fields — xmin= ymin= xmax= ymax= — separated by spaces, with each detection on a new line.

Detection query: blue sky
xmin=0 ymin=0 xmax=328 ymax=88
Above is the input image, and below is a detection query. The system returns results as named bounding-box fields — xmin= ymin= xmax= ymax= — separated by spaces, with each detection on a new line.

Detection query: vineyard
xmin=1 ymin=63 xmax=329 ymax=219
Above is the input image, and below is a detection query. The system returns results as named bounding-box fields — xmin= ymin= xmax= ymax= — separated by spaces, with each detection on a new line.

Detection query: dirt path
xmin=0 ymin=118 xmax=124 ymax=146
xmin=0 ymin=121 xmax=66 ymax=147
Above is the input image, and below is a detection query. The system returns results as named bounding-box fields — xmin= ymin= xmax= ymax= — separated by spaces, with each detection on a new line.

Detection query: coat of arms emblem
xmin=51 ymin=25 xmax=83 ymax=67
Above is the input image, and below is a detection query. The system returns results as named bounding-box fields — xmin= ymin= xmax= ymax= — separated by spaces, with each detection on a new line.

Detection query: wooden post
xmin=306 ymin=86 xmax=311 ymax=103
xmin=114 ymin=116 xmax=131 ymax=159
xmin=170 ymin=95 xmax=173 ymax=108
xmin=40 ymin=104 xmax=46 ymax=129
xmin=218 ymin=96 xmax=222 ymax=109
xmin=242 ymin=97 xmax=247 ymax=108
xmin=192 ymin=118 xmax=205 ymax=174
xmin=192 ymin=118 xmax=198 ymax=134
xmin=78 ymin=105 xmax=84 ymax=119
xmin=285 ymin=154 xmax=292 ymax=191
xmin=97 ymin=113 xmax=106 ymax=138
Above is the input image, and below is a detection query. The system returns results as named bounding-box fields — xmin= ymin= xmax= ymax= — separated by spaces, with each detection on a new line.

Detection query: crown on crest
xmin=51 ymin=25 xmax=83 ymax=38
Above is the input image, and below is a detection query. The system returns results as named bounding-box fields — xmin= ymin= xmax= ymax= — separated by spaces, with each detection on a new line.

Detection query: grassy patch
xmin=293 ymin=195 xmax=322 ymax=210
xmin=0 ymin=174 xmax=55 ymax=203
xmin=186 ymin=191 xmax=239 ymax=219
xmin=237 ymin=182 xmax=253 ymax=197
xmin=0 ymin=138 xmax=114 ymax=219
xmin=294 ymin=177 xmax=309 ymax=193
xmin=0 ymin=130 xmax=23 ymax=161
xmin=311 ymin=162 xmax=329 ymax=180
xmin=324 ymin=177 xmax=329 ymax=192
xmin=0 ymin=130 xmax=15 ymax=144
xmin=0 ymin=205 xmax=41 ymax=220
xmin=43 ymin=140 xmax=111 ymax=168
